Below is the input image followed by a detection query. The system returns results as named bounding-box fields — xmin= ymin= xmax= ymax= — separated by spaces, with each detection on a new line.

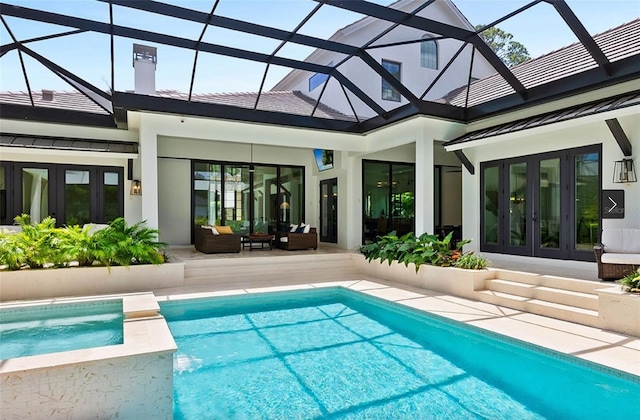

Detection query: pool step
xmin=475 ymin=272 xmax=601 ymax=327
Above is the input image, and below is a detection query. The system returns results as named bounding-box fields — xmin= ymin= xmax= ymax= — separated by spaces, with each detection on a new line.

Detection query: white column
xmin=139 ymin=119 xmax=159 ymax=229
xmin=415 ymin=126 xmax=434 ymax=236
xmin=344 ymin=151 xmax=361 ymax=250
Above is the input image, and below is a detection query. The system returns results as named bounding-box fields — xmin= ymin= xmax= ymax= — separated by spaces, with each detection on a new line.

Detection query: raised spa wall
xmin=0 ymin=293 xmax=177 ymax=419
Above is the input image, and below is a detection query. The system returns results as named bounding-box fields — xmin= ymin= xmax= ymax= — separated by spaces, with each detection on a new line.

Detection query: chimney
xmin=133 ymin=44 xmax=157 ymax=95
xmin=41 ymin=89 xmax=54 ymax=101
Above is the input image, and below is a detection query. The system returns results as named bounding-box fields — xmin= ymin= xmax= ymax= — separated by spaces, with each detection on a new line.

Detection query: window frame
xmin=420 ymin=36 xmax=438 ymax=69
xmin=381 ymin=59 xmax=402 ymax=102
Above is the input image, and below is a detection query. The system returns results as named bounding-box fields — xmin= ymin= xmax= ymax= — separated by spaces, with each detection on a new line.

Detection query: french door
xmin=320 ymin=178 xmax=338 ymax=243
xmin=481 ymin=145 xmax=600 ymax=261
xmin=0 ymin=162 xmax=124 ymax=226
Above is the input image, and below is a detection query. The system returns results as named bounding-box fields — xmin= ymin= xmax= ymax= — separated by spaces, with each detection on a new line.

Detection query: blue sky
xmin=1 ymin=0 xmax=638 ymax=94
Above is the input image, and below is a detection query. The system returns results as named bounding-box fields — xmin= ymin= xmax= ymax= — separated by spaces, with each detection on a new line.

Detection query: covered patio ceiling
xmin=1 ymin=0 xmax=639 ymax=132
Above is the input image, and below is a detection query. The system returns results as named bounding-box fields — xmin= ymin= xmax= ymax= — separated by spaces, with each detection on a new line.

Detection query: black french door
xmin=320 ymin=178 xmax=338 ymax=243
xmin=0 ymin=161 xmax=124 ymax=226
xmin=480 ymin=145 xmax=600 ymax=261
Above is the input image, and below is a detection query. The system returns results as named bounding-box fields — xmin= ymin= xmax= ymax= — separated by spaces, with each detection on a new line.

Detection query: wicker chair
xmin=194 ymin=226 xmax=241 ymax=253
xmin=593 ymin=228 xmax=640 ymax=280
xmin=276 ymin=227 xmax=318 ymax=250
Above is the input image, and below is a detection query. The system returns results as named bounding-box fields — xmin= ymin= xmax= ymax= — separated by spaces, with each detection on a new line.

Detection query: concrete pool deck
xmin=155 ymin=277 xmax=640 ymax=379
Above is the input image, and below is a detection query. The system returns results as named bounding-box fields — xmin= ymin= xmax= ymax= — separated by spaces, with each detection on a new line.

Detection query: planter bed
xmin=0 ymin=262 xmax=185 ymax=302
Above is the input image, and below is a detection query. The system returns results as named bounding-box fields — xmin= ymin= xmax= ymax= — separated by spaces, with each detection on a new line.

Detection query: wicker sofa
xmin=593 ymin=228 xmax=640 ymax=280
xmin=194 ymin=226 xmax=241 ymax=253
xmin=276 ymin=227 xmax=318 ymax=251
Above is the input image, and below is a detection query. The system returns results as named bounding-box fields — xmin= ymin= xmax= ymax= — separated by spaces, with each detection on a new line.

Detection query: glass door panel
xmin=193 ymin=162 xmax=221 ymax=226
xmin=508 ymin=162 xmax=528 ymax=248
xmin=539 ymin=158 xmax=561 ymax=249
xmin=22 ymin=168 xmax=49 ymax=223
xmin=223 ymin=165 xmax=249 ymax=233
xmin=363 ymin=162 xmax=390 ymax=242
xmin=280 ymin=167 xmax=304 ymax=231
xmin=574 ymin=152 xmax=599 ymax=251
xmin=0 ymin=165 xmax=7 ymax=224
xmin=390 ymin=164 xmax=414 ymax=237
xmin=482 ymin=166 xmax=500 ymax=247
xmin=103 ymin=171 xmax=120 ymax=223
xmin=64 ymin=169 xmax=91 ymax=225
xmin=253 ymin=166 xmax=277 ymax=234
xmin=320 ymin=178 xmax=338 ymax=243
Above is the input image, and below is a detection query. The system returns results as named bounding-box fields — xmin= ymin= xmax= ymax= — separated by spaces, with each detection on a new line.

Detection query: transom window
xmin=421 ymin=36 xmax=438 ymax=69
xmin=381 ymin=59 xmax=401 ymax=102
xmin=308 ymin=61 xmax=333 ymax=92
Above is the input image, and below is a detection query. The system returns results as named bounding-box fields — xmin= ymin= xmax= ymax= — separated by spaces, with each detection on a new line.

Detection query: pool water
xmin=0 ymin=300 xmax=124 ymax=360
xmin=161 ymin=288 xmax=639 ymax=419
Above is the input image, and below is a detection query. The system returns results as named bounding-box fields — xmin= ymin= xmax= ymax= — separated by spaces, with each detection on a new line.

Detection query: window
xmin=421 ymin=36 xmax=438 ymax=69
xmin=381 ymin=59 xmax=401 ymax=102
xmin=308 ymin=61 xmax=333 ymax=91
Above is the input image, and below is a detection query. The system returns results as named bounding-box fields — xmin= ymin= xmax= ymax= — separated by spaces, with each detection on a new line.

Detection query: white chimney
xmin=133 ymin=44 xmax=157 ymax=95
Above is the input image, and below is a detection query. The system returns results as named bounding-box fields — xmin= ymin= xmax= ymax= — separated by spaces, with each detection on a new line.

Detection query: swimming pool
xmin=0 ymin=299 xmax=124 ymax=360
xmin=161 ymin=287 xmax=639 ymax=419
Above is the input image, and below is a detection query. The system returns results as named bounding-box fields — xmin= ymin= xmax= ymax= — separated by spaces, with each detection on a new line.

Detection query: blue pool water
xmin=160 ymin=288 xmax=639 ymax=419
xmin=0 ymin=300 xmax=124 ymax=359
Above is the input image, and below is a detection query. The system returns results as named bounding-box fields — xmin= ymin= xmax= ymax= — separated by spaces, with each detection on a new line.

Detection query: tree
xmin=475 ymin=25 xmax=531 ymax=67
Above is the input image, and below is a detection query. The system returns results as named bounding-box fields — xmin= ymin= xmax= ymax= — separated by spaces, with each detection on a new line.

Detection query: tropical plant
xmin=0 ymin=232 xmax=24 ymax=270
xmin=360 ymin=230 xmax=483 ymax=272
xmin=12 ymin=214 xmax=63 ymax=268
xmin=91 ymin=218 xmax=166 ymax=267
xmin=454 ymin=252 xmax=489 ymax=270
xmin=58 ymin=224 xmax=96 ymax=267
xmin=618 ymin=268 xmax=640 ymax=294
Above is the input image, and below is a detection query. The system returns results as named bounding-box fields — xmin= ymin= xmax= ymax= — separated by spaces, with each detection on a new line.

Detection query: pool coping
xmin=0 ymin=292 xmax=177 ymax=375
xmin=155 ymin=278 xmax=640 ymax=378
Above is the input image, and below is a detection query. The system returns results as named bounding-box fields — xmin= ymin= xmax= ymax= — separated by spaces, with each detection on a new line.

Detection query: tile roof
xmin=0 ymin=90 xmax=111 ymax=115
xmin=0 ymin=133 xmax=138 ymax=153
xmin=155 ymin=90 xmax=356 ymax=121
xmin=440 ymin=19 xmax=640 ymax=108
xmin=0 ymin=89 xmax=355 ymax=121
xmin=444 ymin=91 xmax=640 ymax=147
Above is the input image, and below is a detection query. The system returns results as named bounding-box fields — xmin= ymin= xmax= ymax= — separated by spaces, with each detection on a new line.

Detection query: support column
xmin=139 ymin=119 xmax=159 ymax=229
xmin=415 ymin=127 xmax=434 ymax=236
xmin=345 ymin=151 xmax=361 ymax=250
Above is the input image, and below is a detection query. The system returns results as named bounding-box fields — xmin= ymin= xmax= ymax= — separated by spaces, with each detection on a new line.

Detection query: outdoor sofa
xmin=276 ymin=226 xmax=318 ymax=250
xmin=593 ymin=228 xmax=640 ymax=280
xmin=195 ymin=225 xmax=241 ymax=253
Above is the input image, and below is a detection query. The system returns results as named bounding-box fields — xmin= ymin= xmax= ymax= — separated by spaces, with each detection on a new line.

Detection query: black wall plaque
xmin=602 ymin=190 xmax=625 ymax=219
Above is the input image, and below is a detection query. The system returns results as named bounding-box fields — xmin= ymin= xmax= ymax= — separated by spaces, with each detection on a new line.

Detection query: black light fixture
xmin=130 ymin=180 xmax=142 ymax=195
xmin=613 ymin=158 xmax=637 ymax=183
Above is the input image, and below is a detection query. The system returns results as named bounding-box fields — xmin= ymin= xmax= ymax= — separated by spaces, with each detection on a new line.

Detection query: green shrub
xmin=618 ymin=268 xmax=640 ymax=294
xmin=91 ymin=218 xmax=167 ymax=267
xmin=0 ymin=216 xmax=167 ymax=271
xmin=454 ymin=252 xmax=489 ymax=270
xmin=360 ymin=230 xmax=485 ymax=272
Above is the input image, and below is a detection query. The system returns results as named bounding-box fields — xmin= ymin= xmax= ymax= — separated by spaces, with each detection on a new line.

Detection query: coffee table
xmin=242 ymin=234 xmax=274 ymax=251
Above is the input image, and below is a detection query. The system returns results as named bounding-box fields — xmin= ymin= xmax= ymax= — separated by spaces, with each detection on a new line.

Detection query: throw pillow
xmin=303 ymin=224 xmax=311 ymax=234
xmin=295 ymin=226 xmax=305 ymax=233
xmin=210 ymin=226 xmax=219 ymax=235
xmin=215 ymin=225 xmax=234 ymax=234
xmin=290 ymin=224 xmax=298 ymax=232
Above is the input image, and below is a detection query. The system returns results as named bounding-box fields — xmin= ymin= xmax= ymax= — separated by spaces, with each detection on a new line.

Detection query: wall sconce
xmin=613 ymin=158 xmax=637 ymax=183
xmin=130 ymin=180 xmax=142 ymax=195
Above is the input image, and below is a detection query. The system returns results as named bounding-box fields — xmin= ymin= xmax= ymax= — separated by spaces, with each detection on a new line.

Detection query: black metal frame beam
xmin=546 ymin=0 xmax=611 ymax=75
xmin=112 ymin=91 xmax=362 ymax=133
xmin=605 ymin=118 xmax=632 ymax=156
xmin=0 ymin=2 xmax=385 ymax=116
xmin=314 ymin=0 xmax=527 ymax=98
